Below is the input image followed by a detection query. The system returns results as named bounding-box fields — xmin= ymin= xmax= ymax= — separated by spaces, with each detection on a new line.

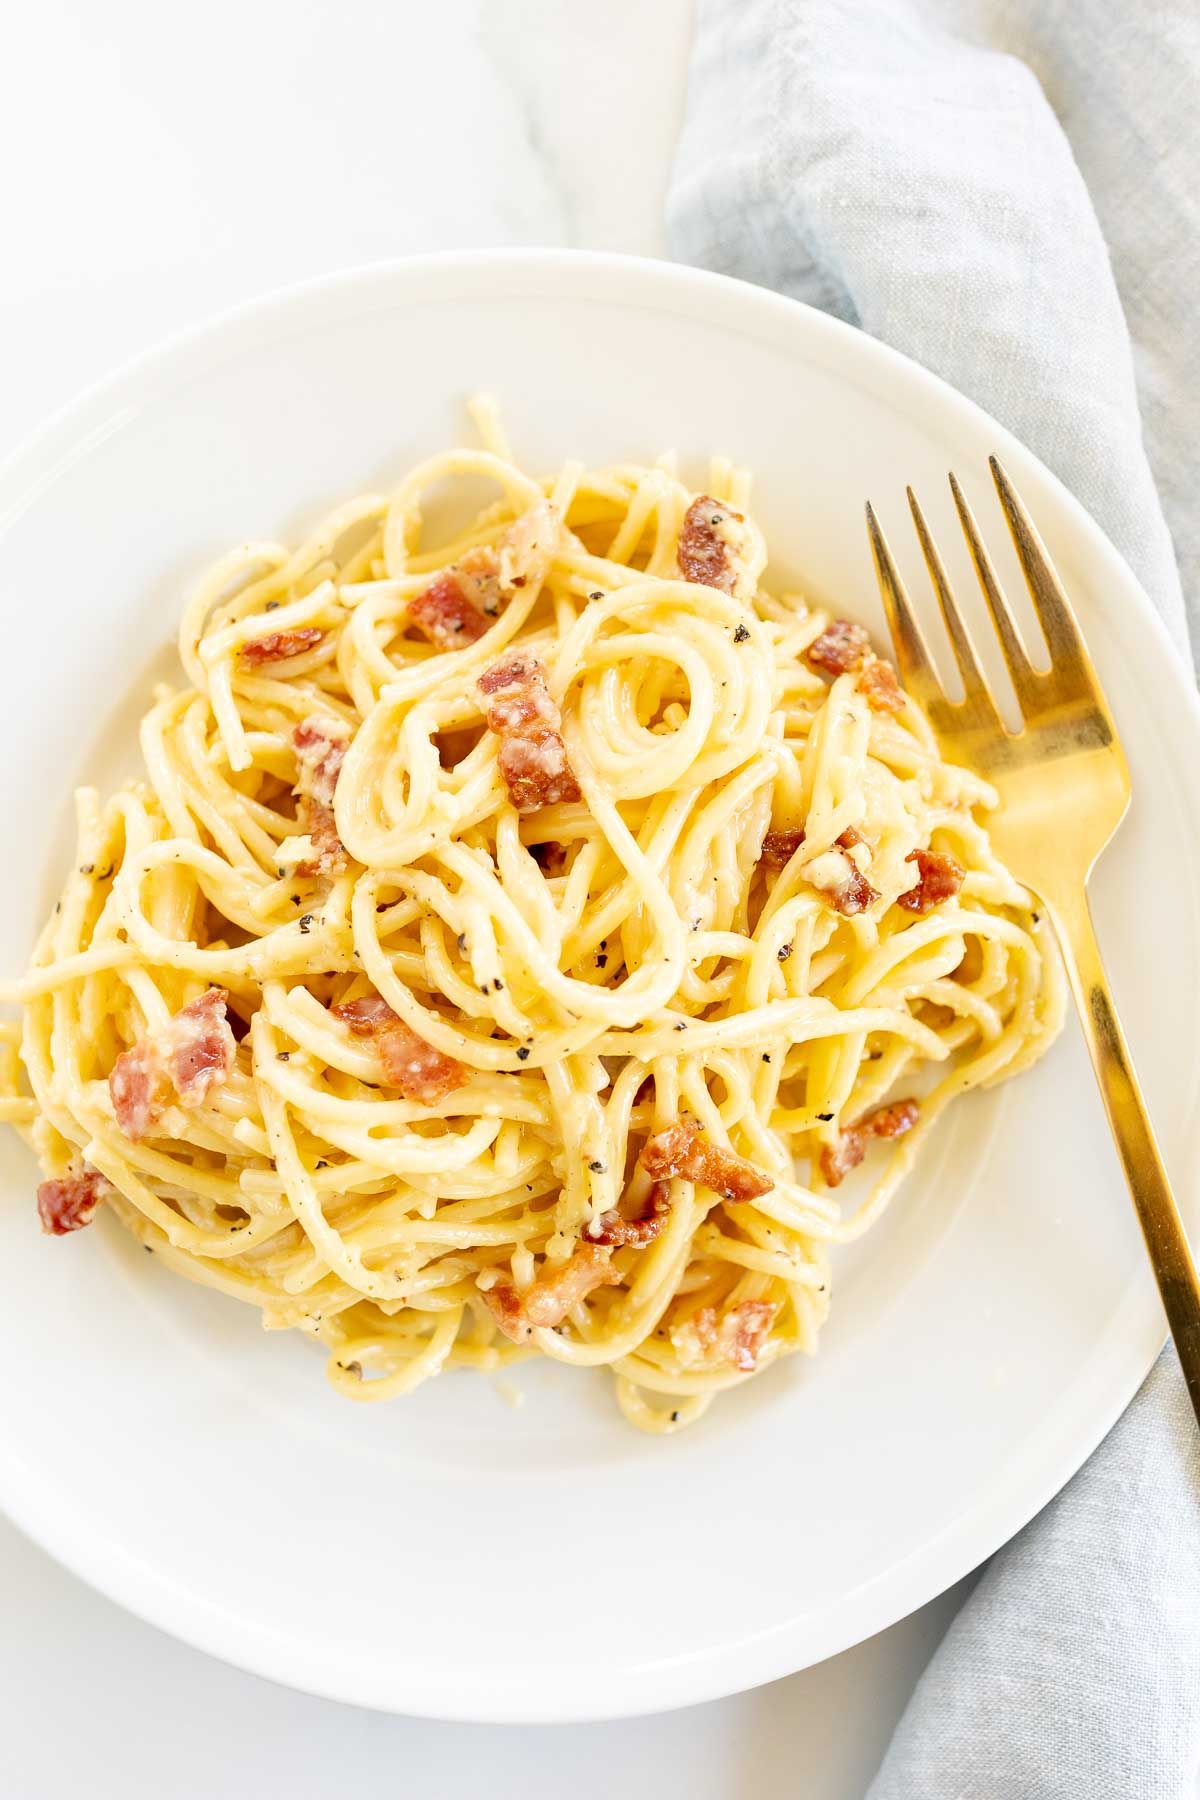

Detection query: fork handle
xmin=1049 ymin=884 xmax=1200 ymax=1428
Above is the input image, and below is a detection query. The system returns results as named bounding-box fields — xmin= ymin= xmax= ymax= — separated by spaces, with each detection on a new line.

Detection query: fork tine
xmin=988 ymin=456 xmax=1087 ymax=669
xmin=906 ymin=487 xmax=997 ymax=714
xmin=864 ymin=502 xmax=943 ymax=713
xmin=949 ymin=472 xmax=1040 ymax=705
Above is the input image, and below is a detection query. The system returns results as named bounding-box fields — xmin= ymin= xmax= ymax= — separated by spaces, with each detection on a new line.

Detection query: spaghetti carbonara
xmin=0 ymin=400 xmax=1064 ymax=1432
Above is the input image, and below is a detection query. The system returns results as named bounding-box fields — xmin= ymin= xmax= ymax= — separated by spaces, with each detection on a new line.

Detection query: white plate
xmin=0 ymin=252 xmax=1196 ymax=1723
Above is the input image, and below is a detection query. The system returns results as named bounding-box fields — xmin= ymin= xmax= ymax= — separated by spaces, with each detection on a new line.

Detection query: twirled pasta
xmin=0 ymin=399 xmax=1064 ymax=1431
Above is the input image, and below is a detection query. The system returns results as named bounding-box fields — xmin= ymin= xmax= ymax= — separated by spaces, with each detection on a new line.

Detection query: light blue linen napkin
xmin=667 ymin=3 xmax=1200 ymax=1793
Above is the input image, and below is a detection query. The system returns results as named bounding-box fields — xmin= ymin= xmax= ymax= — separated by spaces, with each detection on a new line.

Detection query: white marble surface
xmin=0 ymin=4 xmax=970 ymax=1795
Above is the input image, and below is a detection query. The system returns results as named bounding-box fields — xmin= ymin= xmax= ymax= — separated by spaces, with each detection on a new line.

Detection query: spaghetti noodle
xmin=0 ymin=400 xmax=1064 ymax=1432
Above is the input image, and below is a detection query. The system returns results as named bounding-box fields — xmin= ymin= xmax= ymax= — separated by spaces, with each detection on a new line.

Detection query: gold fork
xmin=866 ymin=458 xmax=1200 ymax=1428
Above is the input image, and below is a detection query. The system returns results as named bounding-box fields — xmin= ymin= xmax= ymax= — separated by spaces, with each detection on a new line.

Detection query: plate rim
xmin=0 ymin=247 xmax=1191 ymax=1722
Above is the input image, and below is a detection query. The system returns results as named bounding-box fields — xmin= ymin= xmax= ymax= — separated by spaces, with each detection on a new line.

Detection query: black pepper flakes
xmin=674 ymin=1020 xmax=688 ymax=1031
xmin=298 ymin=914 xmax=314 ymax=934
xmin=79 ymin=862 xmax=94 ymax=875
xmin=588 ymin=1160 xmax=606 ymax=1174
xmin=670 ymin=1410 xmax=680 ymax=1423
xmin=762 ymin=1054 xmax=771 ymax=1064
xmin=596 ymin=954 xmax=607 ymax=970
xmin=817 ymin=1112 xmax=834 ymax=1122
xmin=493 ymin=978 xmax=504 ymax=991
xmin=777 ymin=942 xmax=793 ymax=962
xmin=516 ymin=1046 xmax=530 ymax=1061
xmin=589 ymin=590 xmax=604 ymax=601
xmin=277 ymin=1051 xmax=291 ymax=1062
xmin=457 ymin=933 xmax=467 ymax=953
xmin=733 ymin=623 xmax=750 ymax=644
xmin=265 ymin=600 xmax=280 ymax=612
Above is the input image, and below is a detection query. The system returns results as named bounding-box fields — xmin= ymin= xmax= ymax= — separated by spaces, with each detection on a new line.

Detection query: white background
xmin=0 ymin=3 xmax=972 ymax=1794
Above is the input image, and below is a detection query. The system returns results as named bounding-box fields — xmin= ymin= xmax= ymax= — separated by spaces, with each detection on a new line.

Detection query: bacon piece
xmin=293 ymin=715 xmax=350 ymax=808
xmin=109 ymin=1044 xmax=158 ymax=1142
xmin=760 ymin=828 xmax=806 ymax=869
xmin=585 ymin=1181 xmax=670 ymax=1248
xmin=291 ymin=717 xmax=351 ymax=876
xmin=806 ymin=618 xmax=871 ymax=675
xmin=332 ymin=994 xmax=466 ymax=1104
xmin=109 ymin=988 xmax=236 ymax=1141
xmin=531 ymin=839 xmax=567 ymax=875
xmin=408 ymin=502 xmax=559 ymax=650
xmin=478 ymin=653 xmax=559 ymax=721
xmin=478 ymin=654 xmax=581 ymax=814
xmin=483 ymin=1242 xmax=621 ymax=1344
xmin=672 ymin=1300 xmax=777 ymax=1374
xmin=497 ymin=735 xmax=579 ymax=813
xmin=169 ymin=989 xmax=235 ymax=1104
xmin=897 ymin=848 xmax=965 ymax=914
xmin=240 ymin=628 xmax=324 ymax=666
xmin=496 ymin=498 xmax=558 ymax=594
xmin=37 ymin=1165 xmax=114 ymax=1236
xmin=677 ymin=495 xmax=750 ymax=595
xmin=819 ymin=1097 xmax=920 ymax=1188
xmin=407 ymin=571 xmax=491 ymax=649
xmin=641 ymin=1120 xmax=773 ymax=1203
xmin=859 ymin=657 xmax=905 ymax=715
xmin=296 ymin=801 xmax=347 ymax=879
xmin=801 ymin=846 xmax=879 ymax=917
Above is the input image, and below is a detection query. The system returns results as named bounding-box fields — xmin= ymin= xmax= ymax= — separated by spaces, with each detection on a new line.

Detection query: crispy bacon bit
xmin=109 ymin=1046 xmax=157 ymax=1142
xmin=836 ymin=826 xmax=865 ymax=850
xmin=531 ymin=839 xmax=567 ymax=875
xmin=478 ymin=654 xmax=581 ymax=814
xmin=169 ymin=989 xmax=235 ymax=1103
xmin=407 ymin=502 xmax=559 ymax=649
xmin=677 ymin=495 xmax=749 ymax=595
xmin=240 ymin=627 xmax=324 ymax=666
xmin=293 ymin=715 xmax=350 ymax=808
xmin=586 ymin=1181 xmax=671 ymax=1248
xmin=497 ymin=498 xmax=558 ymax=594
xmin=497 ymin=735 xmax=579 ymax=813
xmin=296 ymin=801 xmax=347 ymax=879
xmin=859 ymin=656 xmax=905 ymax=714
xmin=37 ymin=1165 xmax=114 ymax=1236
xmin=290 ymin=715 xmax=351 ymax=876
xmin=897 ymin=848 xmax=965 ymax=914
xmin=819 ymin=1097 xmax=920 ymax=1188
xmin=407 ymin=571 xmax=491 ymax=649
xmin=760 ymin=828 xmax=806 ymax=869
xmin=672 ymin=1300 xmax=777 ymax=1374
xmin=332 ymin=994 xmax=466 ymax=1104
xmin=801 ymin=847 xmax=879 ymax=917
xmin=806 ymin=618 xmax=871 ymax=675
xmin=641 ymin=1120 xmax=773 ymax=1203
xmin=109 ymin=988 xmax=236 ymax=1141
xmin=483 ymin=1243 xmax=621 ymax=1343
xmin=477 ymin=653 xmax=557 ymax=717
